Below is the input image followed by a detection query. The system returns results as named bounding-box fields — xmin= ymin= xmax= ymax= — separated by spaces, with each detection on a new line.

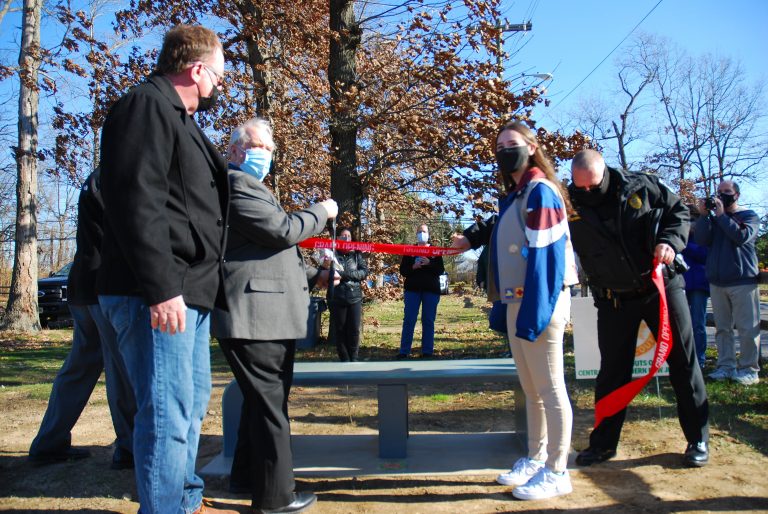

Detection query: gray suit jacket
xmin=211 ymin=170 xmax=328 ymax=341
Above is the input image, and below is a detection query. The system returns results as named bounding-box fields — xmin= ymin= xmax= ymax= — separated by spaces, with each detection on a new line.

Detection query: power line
xmin=549 ymin=0 xmax=664 ymax=112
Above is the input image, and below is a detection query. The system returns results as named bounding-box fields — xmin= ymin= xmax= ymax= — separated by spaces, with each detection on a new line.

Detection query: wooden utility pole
xmin=495 ymin=20 xmax=532 ymax=79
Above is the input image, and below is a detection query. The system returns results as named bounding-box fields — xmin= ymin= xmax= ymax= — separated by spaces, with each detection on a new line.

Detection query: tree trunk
xmin=2 ymin=0 xmax=42 ymax=331
xmin=237 ymin=0 xmax=280 ymax=201
xmin=328 ymin=0 xmax=361 ymax=228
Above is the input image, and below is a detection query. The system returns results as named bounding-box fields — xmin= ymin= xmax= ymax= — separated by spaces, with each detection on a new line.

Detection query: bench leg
xmin=377 ymin=384 xmax=408 ymax=459
xmin=514 ymin=382 xmax=528 ymax=452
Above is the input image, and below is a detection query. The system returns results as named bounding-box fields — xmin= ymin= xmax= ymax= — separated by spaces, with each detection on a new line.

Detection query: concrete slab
xmin=200 ymin=431 xmax=526 ymax=478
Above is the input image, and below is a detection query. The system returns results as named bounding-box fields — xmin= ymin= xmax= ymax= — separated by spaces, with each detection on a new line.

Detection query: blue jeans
xmin=99 ymin=295 xmax=211 ymax=514
xmin=399 ymin=290 xmax=440 ymax=355
xmin=686 ymin=290 xmax=709 ymax=367
xmin=88 ymin=304 xmax=136 ymax=452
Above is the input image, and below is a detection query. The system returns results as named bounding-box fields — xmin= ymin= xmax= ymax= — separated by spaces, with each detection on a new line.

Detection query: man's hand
xmin=451 ymin=234 xmax=471 ymax=250
xmin=654 ymin=243 xmax=676 ymax=266
xmin=150 ymin=295 xmax=187 ymax=334
xmin=713 ymin=196 xmax=725 ymax=217
xmin=320 ymin=199 xmax=338 ymax=219
xmin=315 ymin=269 xmax=341 ymax=289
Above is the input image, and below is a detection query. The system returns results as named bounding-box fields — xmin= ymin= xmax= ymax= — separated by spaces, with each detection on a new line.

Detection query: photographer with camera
xmin=695 ymin=181 xmax=761 ymax=385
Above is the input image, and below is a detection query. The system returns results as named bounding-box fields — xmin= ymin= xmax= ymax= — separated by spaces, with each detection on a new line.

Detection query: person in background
xmin=695 ymin=180 xmax=761 ymax=385
xmin=452 ymin=121 xmax=578 ymax=500
xmin=212 ymin=117 xmax=338 ymax=514
xmin=397 ymin=224 xmax=445 ymax=359
xmin=29 ymin=169 xmax=136 ymax=470
xmin=326 ymin=228 xmax=369 ymax=362
xmin=682 ymin=206 xmax=710 ymax=369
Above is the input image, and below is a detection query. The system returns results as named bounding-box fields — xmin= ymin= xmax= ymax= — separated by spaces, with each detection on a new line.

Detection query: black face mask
xmin=718 ymin=192 xmax=736 ymax=208
xmin=197 ymin=85 xmax=219 ymax=112
xmin=570 ymin=168 xmax=610 ymax=207
xmin=496 ymin=146 xmax=529 ymax=176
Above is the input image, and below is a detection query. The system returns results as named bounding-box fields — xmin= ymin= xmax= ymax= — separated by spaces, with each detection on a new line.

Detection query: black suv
xmin=38 ymin=262 xmax=73 ymax=328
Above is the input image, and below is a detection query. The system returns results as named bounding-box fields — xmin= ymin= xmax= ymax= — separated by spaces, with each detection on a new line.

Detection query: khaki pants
xmin=506 ymin=290 xmax=572 ymax=472
xmin=710 ymin=283 xmax=761 ymax=373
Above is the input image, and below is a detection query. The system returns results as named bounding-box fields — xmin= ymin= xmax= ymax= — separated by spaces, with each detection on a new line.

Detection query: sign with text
xmin=572 ymin=297 xmax=669 ymax=380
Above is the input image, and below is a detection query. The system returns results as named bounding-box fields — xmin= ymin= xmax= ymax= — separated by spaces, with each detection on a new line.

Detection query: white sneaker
xmin=496 ymin=457 xmax=544 ymax=486
xmin=512 ymin=468 xmax=573 ymax=500
xmin=708 ymin=367 xmax=734 ymax=381
xmin=733 ymin=369 xmax=759 ymax=385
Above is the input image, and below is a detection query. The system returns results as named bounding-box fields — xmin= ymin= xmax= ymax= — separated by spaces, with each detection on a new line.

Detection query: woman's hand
xmin=451 ymin=234 xmax=471 ymax=250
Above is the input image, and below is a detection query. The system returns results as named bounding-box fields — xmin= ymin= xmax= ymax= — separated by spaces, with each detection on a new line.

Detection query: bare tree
xmin=570 ymin=35 xmax=657 ymax=169
xmin=695 ymin=56 xmax=768 ymax=193
xmin=643 ymin=41 xmax=767 ymax=198
xmin=2 ymin=0 xmax=42 ymax=330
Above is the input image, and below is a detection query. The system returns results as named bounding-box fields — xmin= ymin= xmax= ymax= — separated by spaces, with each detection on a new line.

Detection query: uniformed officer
xmin=568 ymin=149 xmax=709 ymax=468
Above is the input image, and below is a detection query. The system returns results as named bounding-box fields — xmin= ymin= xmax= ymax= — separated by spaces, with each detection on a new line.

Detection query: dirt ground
xmin=2 ymin=368 xmax=767 ymax=514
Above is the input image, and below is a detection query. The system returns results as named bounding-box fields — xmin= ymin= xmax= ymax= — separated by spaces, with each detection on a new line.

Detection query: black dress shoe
xmin=254 ymin=492 xmax=317 ymax=514
xmin=111 ymin=447 xmax=134 ymax=470
xmin=683 ymin=441 xmax=709 ymax=467
xmin=575 ymin=447 xmax=617 ymax=466
xmin=28 ymin=446 xmax=91 ymax=466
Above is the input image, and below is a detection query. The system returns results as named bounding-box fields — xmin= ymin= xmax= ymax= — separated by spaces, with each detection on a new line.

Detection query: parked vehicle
xmin=38 ymin=262 xmax=73 ymax=328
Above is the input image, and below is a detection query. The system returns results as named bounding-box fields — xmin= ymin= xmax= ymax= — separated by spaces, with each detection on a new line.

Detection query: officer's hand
xmin=654 ymin=243 xmax=675 ymax=266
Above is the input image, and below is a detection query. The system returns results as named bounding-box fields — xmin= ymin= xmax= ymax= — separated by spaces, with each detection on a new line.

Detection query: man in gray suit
xmin=212 ymin=118 xmax=337 ymax=514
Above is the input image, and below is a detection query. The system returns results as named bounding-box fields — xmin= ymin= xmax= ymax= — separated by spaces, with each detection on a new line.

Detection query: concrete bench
xmin=201 ymin=358 xmax=524 ymax=475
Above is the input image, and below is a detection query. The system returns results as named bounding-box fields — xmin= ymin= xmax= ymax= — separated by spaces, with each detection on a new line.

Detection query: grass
xmin=2 ymin=292 xmax=767 ymax=455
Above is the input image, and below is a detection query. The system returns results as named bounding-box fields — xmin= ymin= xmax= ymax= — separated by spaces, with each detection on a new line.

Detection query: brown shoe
xmin=193 ymin=498 xmax=244 ymax=514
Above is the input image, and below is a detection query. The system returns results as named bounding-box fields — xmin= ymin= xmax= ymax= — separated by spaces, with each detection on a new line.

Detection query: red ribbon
xmin=298 ymin=237 xmax=464 ymax=257
xmin=593 ymin=260 xmax=673 ymax=428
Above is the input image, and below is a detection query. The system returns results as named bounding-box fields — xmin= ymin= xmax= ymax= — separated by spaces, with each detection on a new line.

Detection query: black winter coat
xmin=399 ymin=254 xmax=445 ymax=295
xmin=328 ymin=251 xmax=368 ymax=305
xmin=97 ymin=75 xmax=229 ymax=310
xmin=567 ymin=166 xmax=688 ymax=292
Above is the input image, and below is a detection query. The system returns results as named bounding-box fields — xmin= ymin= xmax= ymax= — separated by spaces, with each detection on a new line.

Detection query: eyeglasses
xmin=189 ymin=61 xmax=224 ymax=87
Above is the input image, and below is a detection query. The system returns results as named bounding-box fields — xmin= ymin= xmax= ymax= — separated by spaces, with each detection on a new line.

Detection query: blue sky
xmin=499 ymin=0 xmax=767 ymax=211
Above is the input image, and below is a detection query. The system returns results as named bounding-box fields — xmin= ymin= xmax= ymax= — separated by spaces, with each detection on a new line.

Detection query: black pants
xmin=330 ymin=301 xmax=362 ymax=362
xmin=219 ymin=338 xmax=296 ymax=510
xmin=589 ymin=275 xmax=709 ymax=451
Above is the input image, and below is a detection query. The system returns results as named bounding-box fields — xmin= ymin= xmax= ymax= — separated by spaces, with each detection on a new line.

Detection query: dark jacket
xmin=68 ymin=170 xmax=103 ymax=306
xmin=682 ymin=240 xmax=709 ymax=293
xmin=211 ymin=170 xmax=327 ymax=341
xmin=694 ymin=208 xmax=760 ymax=287
xmin=97 ymin=75 xmax=229 ymax=310
xmin=328 ymin=251 xmax=368 ymax=305
xmin=399 ymin=254 xmax=445 ymax=295
xmin=568 ymin=166 xmax=689 ymax=293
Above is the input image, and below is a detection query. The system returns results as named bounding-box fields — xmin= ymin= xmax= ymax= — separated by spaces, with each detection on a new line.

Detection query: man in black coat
xmin=29 ymin=169 xmax=136 ymax=470
xmin=96 ymin=25 xmax=234 ymax=514
xmin=568 ymin=150 xmax=709 ymax=468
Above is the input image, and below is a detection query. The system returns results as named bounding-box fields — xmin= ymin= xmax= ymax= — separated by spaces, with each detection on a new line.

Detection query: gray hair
xmin=229 ymin=117 xmax=274 ymax=150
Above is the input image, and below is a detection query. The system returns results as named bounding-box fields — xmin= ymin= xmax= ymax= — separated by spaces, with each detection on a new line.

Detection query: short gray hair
xmin=229 ymin=117 xmax=274 ymax=150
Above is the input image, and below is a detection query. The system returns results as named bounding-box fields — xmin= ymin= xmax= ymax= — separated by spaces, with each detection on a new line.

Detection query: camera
xmin=704 ymin=196 xmax=717 ymax=210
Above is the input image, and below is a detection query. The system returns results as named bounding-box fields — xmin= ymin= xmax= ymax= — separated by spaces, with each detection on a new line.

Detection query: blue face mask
xmin=239 ymin=148 xmax=272 ymax=181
